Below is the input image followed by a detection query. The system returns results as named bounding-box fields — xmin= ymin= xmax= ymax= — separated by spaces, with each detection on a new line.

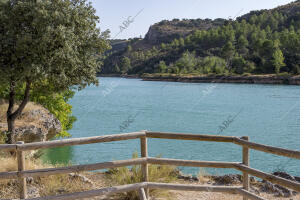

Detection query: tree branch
xmin=11 ymin=79 xmax=31 ymax=120
xmin=7 ymin=81 xmax=16 ymax=118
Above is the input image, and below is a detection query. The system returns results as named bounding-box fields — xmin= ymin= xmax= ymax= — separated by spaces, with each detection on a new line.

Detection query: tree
xmin=237 ymin=35 xmax=249 ymax=55
xmin=158 ymin=61 xmax=167 ymax=73
xmin=114 ymin=64 xmax=120 ymax=73
xmin=222 ymin=41 xmax=235 ymax=71
xmin=272 ymin=49 xmax=286 ymax=74
xmin=161 ymin=43 xmax=166 ymax=50
xmin=0 ymin=0 xmax=110 ymax=143
xmin=120 ymin=57 xmax=131 ymax=74
xmin=127 ymin=45 xmax=132 ymax=52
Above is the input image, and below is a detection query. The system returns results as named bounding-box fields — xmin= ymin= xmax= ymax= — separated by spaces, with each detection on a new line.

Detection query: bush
xmin=106 ymin=152 xmax=177 ymax=200
xmin=0 ymin=131 xmax=6 ymax=144
xmin=278 ymin=72 xmax=290 ymax=77
xmin=242 ymin=73 xmax=252 ymax=76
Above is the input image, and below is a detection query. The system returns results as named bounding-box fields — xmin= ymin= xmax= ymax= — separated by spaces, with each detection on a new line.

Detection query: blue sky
xmin=90 ymin=0 xmax=295 ymax=39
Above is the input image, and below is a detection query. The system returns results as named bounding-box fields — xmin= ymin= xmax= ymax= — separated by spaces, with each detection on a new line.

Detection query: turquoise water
xmin=42 ymin=77 xmax=300 ymax=176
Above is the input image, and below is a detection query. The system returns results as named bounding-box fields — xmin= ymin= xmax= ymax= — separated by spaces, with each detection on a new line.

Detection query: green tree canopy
xmin=120 ymin=57 xmax=131 ymax=74
xmin=0 ymin=0 xmax=110 ymax=143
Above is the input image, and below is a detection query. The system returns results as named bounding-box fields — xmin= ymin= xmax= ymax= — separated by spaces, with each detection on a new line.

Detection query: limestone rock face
xmin=0 ymin=102 xmax=61 ymax=143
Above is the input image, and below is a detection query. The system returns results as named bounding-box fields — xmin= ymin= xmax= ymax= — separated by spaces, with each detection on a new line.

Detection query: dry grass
xmin=106 ymin=153 xmax=177 ymax=200
xmin=0 ymin=100 xmax=46 ymax=124
xmin=0 ymin=155 xmax=93 ymax=199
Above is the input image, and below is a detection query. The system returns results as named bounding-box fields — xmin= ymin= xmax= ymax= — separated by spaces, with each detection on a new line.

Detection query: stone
xmin=27 ymin=186 xmax=40 ymax=198
xmin=26 ymin=177 xmax=34 ymax=184
xmin=273 ymin=171 xmax=296 ymax=182
xmin=212 ymin=174 xmax=242 ymax=185
xmin=69 ymin=173 xmax=94 ymax=185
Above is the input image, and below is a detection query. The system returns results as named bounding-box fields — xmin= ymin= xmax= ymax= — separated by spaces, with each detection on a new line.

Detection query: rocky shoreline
xmin=141 ymin=74 xmax=300 ymax=85
xmin=99 ymin=74 xmax=300 ymax=85
xmin=177 ymin=171 xmax=300 ymax=198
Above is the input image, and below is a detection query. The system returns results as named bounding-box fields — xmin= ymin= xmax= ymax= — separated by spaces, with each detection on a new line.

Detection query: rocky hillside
xmin=0 ymin=102 xmax=61 ymax=143
xmin=144 ymin=18 xmax=227 ymax=44
xmin=100 ymin=0 xmax=300 ymax=76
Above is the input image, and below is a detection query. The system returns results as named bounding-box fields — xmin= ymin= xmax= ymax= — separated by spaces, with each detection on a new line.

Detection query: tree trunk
xmin=6 ymin=80 xmax=31 ymax=144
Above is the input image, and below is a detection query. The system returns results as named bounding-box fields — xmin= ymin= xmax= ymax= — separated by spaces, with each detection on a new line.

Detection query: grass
xmin=106 ymin=152 xmax=178 ymax=200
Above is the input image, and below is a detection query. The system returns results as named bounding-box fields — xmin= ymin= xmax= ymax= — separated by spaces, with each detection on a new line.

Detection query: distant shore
xmin=98 ymin=73 xmax=300 ymax=85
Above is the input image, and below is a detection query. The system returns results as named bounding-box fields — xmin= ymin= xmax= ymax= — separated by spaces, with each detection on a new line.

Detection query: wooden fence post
xmin=17 ymin=141 xmax=27 ymax=199
xmin=241 ymin=136 xmax=249 ymax=200
xmin=140 ymin=131 xmax=149 ymax=198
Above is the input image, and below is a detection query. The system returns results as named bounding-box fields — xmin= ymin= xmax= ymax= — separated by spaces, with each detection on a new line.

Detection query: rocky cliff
xmin=144 ymin=18 xmax=227 ymax=44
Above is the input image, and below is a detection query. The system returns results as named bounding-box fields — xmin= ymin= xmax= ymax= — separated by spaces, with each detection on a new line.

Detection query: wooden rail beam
xmin=234 ymin=164 xmax=300 ymax=192
xmin=146 ymin=131 xmax=235 ymax=142
xmin=17 ymin=132 xmax=145 ymax=151
xmin=147 ymin=157 xmax=239 ymax=168
xmin=147 ymin=182 xmax=241 ymax=193
xmin=0 ymin=171 xmax=18 ymax=179
xmin=19 ymin=158 xmax=147 ymax=178
xmin=27 ymin=182 xmax=147 ymax=200
xmin=233 ymin=137 xmax=300 ymax=159
xmin=0 ymin=144 xmax=17 ymax=151
xmin=236 ymin=189 xmax=266 ymax=200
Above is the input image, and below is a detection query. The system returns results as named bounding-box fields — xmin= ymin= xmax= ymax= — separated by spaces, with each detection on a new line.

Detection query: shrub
xmin=106 ymin=152 xmax=177 ymax=200
xmin=0 ymin=131 xmax=6 ymax=144
xmin=278 ymin=72 xmax=290 ymax=77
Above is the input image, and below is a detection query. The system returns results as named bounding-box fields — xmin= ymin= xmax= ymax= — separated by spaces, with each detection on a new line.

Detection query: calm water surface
xmin=42 ymin=77 xmax=300 ymax=175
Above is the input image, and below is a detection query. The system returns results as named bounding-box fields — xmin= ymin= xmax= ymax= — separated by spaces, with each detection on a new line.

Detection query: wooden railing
xmin=0 ymin=131 xmax=300 ymax=200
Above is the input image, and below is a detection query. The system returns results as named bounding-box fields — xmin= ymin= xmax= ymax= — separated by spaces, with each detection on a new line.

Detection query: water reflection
xmin=41 ymin=146 xmax=73 ymax=165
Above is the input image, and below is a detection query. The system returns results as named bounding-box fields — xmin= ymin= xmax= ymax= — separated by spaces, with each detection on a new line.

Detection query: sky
xmin=90 ymin=0 xmax=295 ymax=39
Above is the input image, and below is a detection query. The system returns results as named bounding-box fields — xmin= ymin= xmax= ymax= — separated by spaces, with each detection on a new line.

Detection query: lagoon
xmin=42 ymin=77 xmax=300 ymax=176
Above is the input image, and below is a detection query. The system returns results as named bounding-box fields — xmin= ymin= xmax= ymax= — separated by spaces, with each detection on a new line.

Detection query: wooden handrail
xmin=147 ymin=157 xmax=239 ymax=168
xmin=17 ymin=131 xmax=145 ymax=151
xmin=0 ymin=144 xmax=17 ymax=151
xmin=233 ymin=137 xmax=300 ymax=159
xmin=20 ymin=158 xmax=147 ymax=178
xmin=27 ymin=182 xmax=147 ymax=200
xmin=236 ymin=189 xmax=266 ymax=200
xmin=146 ymin=131 xmax=235 ymax=142
xmin=234 ymin=164 xmax=300 ymax=192
xmin=147 ymin=182 xmax=241 ymax=193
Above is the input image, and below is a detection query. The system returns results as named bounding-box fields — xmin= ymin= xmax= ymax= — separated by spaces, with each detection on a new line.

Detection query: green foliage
xmin=0 ymin=0 xmax=110 ymax=89
xmin=0 ymin=0 xmax=109 ymax=141
xmin=0 ymin=82 xmax=76 ymax=138
xmin=174 ymin=51 xmax=197 ymax=73
xmin=106 ymin=152 xmax=177 ymax=200
xmin=120 ymin=57 xmax=131 ymax=74
xmin=200 ymin=56 xmax=227 ymax=74
xmin=272 ymin=49 xmax=286 ymax=74
xmin=31 ymin=90 xmax=76 ymax=138
xmin=158 ymin=61 xmax=168 ymax=73
xmin=0 ymin=131 xmax=6 ymax=144
xmin=232 ymin=56 xmax=255 ymax=74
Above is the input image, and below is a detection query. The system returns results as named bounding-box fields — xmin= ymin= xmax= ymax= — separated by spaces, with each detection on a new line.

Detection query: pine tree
xmin=272 ymin=49 xmax=286 ymax=74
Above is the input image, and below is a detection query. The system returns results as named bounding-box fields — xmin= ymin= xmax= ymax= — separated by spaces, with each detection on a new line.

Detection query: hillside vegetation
xmin=101 ymin=0 xmax=300 ymax=76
